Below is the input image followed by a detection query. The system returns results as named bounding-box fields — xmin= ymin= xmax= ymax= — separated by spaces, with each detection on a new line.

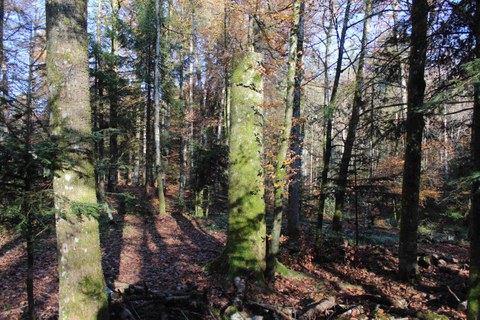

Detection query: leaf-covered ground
xmin=0 ymin=186 xmax=470 ymax=319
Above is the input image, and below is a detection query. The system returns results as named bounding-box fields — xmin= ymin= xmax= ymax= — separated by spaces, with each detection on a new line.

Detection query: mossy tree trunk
xmin=467 ymin=0 xmax=480 ymax=317
xmin=46 ymin=0 xmax=109 ymax=318
xmin=221 ymin=51 xmax=266 ymax=278
xmin=398 ymin=0 xmax=428 ymax=281
xmin=332 ymin=0 xmax=371 ymax=232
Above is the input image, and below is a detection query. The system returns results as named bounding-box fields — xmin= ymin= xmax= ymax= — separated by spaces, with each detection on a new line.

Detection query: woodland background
xmin=0 ymin=0 xmax=479 ymax=318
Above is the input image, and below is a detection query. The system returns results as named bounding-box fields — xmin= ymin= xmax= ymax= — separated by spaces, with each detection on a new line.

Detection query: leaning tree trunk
xmin=467 ymin=0 xmax=480 ymax=317
xmin=46 ymin=0 xmax=109 ymax=318
xmin=155 ymin=0 xmax=167 ymax=215
xmin=332 ymin=0 xmax=372 ymax=232
xmin=398 ymin=0 xmax=428 ymax=281
xmin=214 ymin=51 xmax=266 ymax=278
xmin=268 ymin=0 xmax=302 ymax=277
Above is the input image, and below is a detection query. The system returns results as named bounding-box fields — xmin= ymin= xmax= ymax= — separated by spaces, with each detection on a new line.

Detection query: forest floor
xmin=0 ymin=185 xmax=470 ymax=319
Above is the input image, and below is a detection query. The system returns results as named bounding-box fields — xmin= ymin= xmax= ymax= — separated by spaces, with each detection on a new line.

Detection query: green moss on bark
xmin=215 ymin=52 xmax=266 ymax=279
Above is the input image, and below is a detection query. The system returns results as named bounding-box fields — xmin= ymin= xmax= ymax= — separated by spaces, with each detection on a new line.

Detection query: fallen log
xmin=298 ymin=297 xmax=336 ymax=320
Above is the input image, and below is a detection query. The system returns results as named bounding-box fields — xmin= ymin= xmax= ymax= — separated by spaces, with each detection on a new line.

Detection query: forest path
xmin=100 ymin=186 xmax=226 ymax=292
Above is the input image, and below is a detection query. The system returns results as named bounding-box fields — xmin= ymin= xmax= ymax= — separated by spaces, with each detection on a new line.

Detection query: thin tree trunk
xmin=268 ymin=0 xmax=303 ymax=277
xmin=155 ymin=0 xmax=167 ymax=215
xmin=107 ymin=0 xmax=120 ymax=192
xmin=286 ymin=0 xmax=306 ymax=237
xmin=94 ymin=1 xmax=106 ymax=203
xmin=46 ymin=0 xmax=109 ymax=318
xmin=179 ymin=54 xmax=186 ymax=202
xmin=315 ymin=8 xmax=333 ymax=250
xmin=0 ymin=0 xmax=6 ymax=133
xmin=398 ymin=0 xmax=428 ymax=281
xmin=24 ymin=22 xmax=35 ymax=319
xmin=332 ymin=0 xmax=372 ymax=232
xmin=467 ymin=0 xmax=480 ymax=317
xmin=145 ymin=61 xmax=154 ymax=190
xmin=316 ymin=0 xmax=349 ymax=248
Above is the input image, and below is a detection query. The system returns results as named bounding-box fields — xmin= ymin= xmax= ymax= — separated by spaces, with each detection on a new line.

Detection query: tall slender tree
xmin=269 ymin=0 xmax=303 ymax=276
xmin=155 ymin=0 xmax=167 ymax=215
xmin=332 ymin=0 xmax=372 ymax=232
xmin=286 ymin=0 xmax=306 ymax=237
xmin=398 ymin=0 xmax=429 ymax=281
xmin=317 ymin=0 xmax=351 ymax=239
xmin=46 ymin=0 xmax=109 ymax=318
xmin=107 ymin=0 xmax=121 ymax=192
xmin=467 ymin=0 xmax=480 ymax=317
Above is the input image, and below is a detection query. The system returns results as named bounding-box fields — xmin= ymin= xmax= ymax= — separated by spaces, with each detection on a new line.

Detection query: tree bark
xmin=107 ymin=0 xmax=120 ymax=192
xmin=398 ymin=0 xmax=428 ymax=281
xmin=219 ymin=52 xmax=266 ymax=278
xmin=332 ymin=0 xmax=372 ymax=232
xmin=47 ymin=0 xmax=109 ymax=318
xmin=467 ymin=0 xmax=480 ymax=317
xmin=286 ymin=0 xmax=306 ymax=237
xmin=269 ymin=0 xmax=303 ymax=276
xmin=155 ymin=0 xmax=167 ymax=215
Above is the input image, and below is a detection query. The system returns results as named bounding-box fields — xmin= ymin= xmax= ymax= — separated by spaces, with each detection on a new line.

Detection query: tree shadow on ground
xmin=99 ymin=191 xmax=127 ymax=285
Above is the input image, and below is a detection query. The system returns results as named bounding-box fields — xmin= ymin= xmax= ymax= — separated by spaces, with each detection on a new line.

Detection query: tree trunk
xmin=145 ymin=67 xmax=154 ymax=190
xmin=467 ymin=0 xmax=480 ymax=317
xmin=0 ymin=0 xmax=6 ymax=134
xmin=316 ymin=0 xmax=349 ymax=248
xmin=24 ymin=23 xmax=36 ymax=320
xmin=94 ymin=1 xmax=106 ymax=203
xmin=218 ymin=52 xmax=266 ymax=278
xmin=107 ymin=0 xmax=120 ymax=192
xmin=46 ymin=0 xmax=109 ymax=318
xmin=155 ymin=0 xmax=167 ymax=215
xmin=332 ymin=0 xmax=372 ymax=232
xmin=269 ymin=0 xmax=303 ymax=276
xmin=286 ymin=0 xmax=306 ymax=237
xmin=315 ymin=11 xmax=333 ymax=249
xmin=398 ymin=0 xmax=428 ymax=281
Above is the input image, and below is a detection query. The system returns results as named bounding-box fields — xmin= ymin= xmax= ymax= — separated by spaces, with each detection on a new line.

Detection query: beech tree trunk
xmin=47 ymin=0 xmax=109 ymax=318
xmin=332 ymin=0 xmax=372 ymax=232
xmin=467 ymin=0 xmax=480 ymax=317
xmin=221 ymin=51 xmax=266 ymax=278
xmin=398 ymin=0 xmax=428 ymax=281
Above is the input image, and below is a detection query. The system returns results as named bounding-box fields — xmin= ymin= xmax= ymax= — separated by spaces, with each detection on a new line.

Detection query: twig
xmin=180 ymin=309 xmax=190 ymax=320
xmin=446 ymin=285 xmax=461 ymax=303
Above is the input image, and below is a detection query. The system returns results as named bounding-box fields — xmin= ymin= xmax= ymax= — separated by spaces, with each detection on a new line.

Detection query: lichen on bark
xmin=47 ymin=0 xmax=109 ymax=318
